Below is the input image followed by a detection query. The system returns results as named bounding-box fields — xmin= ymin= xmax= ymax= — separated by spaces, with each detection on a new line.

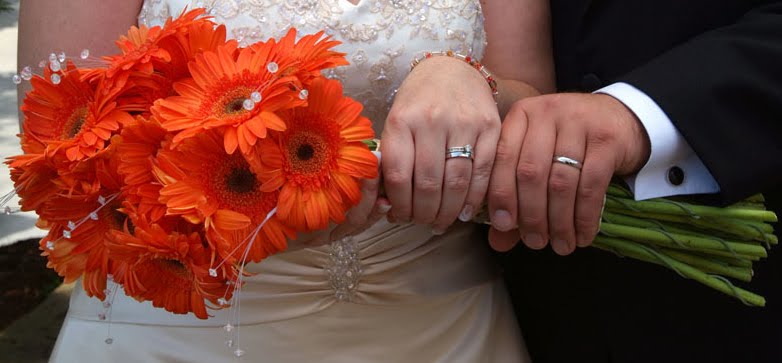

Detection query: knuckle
xmin=384 ymin=111 xmax=409 ymax=129
xmin=494 ymin=141 xmax=517 ymax=164
xmin=574 ymin=214 xmax=598 ymax=235
xmin=487 ymin=187 xmax=515 ymax=205
xmin=383 ymin=170 xmax=410 ymax=188
xmin=548 ymin=172 xmax=575 ymax=194
xmin=444 ymin=174 xmax=470 ymax=192
xmin=534 ymin=94 xmax=561 ymax=113
xmin=472 ymin=160 xmax=494 ymax=179
xmin=519 ymin=214 xmax=546 ymax=231
xmin=578 ymin=183 xmax=604 ymax=203
xmin=477 ymin=112 xmax=501 ymax=130
xmin=515 ymin=161 xmax=543 ymax=184
xmin=415 ymin=176 xmax=442 ymax=193
xmin=589 ymin=126 xmax=618 ymax=146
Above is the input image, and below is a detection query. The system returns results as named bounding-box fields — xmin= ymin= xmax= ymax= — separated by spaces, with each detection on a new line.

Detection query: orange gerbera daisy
xmin=249 ymin=28 xmax=349 ymax=85
xmin=115 ymin=116 xmax=171 ymax=222
xmin=107 ymin=8 xmax=210 ymax=78
xmin=106 ymin=212 xmax=227 ymax=319
xmin=6 ymin=135 xmax=59 ymax=213
xmin=152 ymin=42 xmax=303 ymax=155
xmin=153 ymin=129 xmax=291 ymax=263
xmin=21 ymin=63 xmax=133 ymax=162
xmin=258 ymin=78 xmax=377 ymax=231
xmin=41 ymin=195 xmax=129 ymax=300
xmin=116 ymin=22 xmax=238 ymax=114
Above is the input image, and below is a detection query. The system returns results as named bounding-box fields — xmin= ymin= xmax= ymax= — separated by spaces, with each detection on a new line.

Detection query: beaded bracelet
xmin=409 ymin=50 xmax=499 ymax=100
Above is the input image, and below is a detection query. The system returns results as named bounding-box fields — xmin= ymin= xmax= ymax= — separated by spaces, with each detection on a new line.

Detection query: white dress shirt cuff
xmin=595 ymin=82 xmax=720 ymax=200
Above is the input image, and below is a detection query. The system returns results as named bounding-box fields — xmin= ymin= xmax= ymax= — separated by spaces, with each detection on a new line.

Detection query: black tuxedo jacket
xmin=501 ymin=2 xmax=782 ymax=362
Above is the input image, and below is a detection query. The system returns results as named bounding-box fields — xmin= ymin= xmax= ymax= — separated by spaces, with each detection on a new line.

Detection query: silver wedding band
xmin=446 ymin=144 xmax=474 ymax=160
xmin=553 ymin=155 xmax=583 ymax=170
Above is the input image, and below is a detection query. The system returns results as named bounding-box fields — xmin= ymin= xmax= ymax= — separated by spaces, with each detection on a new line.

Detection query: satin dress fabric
xmin=49 ymin=1 xmax=529 ymax=361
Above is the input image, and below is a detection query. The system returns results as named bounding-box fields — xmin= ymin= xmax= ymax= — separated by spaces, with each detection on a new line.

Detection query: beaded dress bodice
xmin=139 ymin=0 xmax=486 ymax=131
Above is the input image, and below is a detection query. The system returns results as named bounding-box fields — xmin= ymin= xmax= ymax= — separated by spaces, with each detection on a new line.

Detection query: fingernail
xmin=524 ymin=233 xmax=545 ymax=249
xmin=492 ymin=210 xmax=514 ymax=231
xmin=431 ymin=227 xmax=446 ymax=236
xmin=377 ymin=203 xmax=392 ymax=214
xmin=552 ymin=239 xmax=571 ymax=255
xmin=458 ymin=205 xmax=474 ymax=222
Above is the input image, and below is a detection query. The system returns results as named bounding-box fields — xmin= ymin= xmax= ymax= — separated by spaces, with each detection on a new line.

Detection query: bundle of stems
xmin=364 ymin=140 xmax=778 ymax=306
xmin=593 ymin=185 xmax=777 ymax=306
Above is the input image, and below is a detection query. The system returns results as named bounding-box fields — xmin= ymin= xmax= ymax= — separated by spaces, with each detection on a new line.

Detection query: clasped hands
xmin=292 ymin=57 xmax=650 ymax=255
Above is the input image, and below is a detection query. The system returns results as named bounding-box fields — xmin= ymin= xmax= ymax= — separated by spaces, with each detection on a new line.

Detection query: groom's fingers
xmin=574 ymin=142 xmax=614 ymax=248
xmin=488 ymin=102 xmax=527 ymax=235
xmin=488 ymin=226 xmax=521 ymax=252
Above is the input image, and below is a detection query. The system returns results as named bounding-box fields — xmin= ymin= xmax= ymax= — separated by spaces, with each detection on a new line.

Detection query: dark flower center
xmin=297 ymin=144 xmax=315 ymax=161
xmin=224 ymin=98 xmax=246 ymax=114
xmin=158 ymin=259 xmax=189 ymax=277
xmin=225 ymin=166 xmax=257 ymax=194
xmin=287 ymin=131 xmax=330 ymax=175
xmin=64 ymin=107 xmax=88 ymax=139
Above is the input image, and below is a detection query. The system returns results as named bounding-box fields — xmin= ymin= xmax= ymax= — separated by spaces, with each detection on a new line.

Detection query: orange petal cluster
xmin=258 ymin=78 xmax=377 ymax=231
xmin=7 ymin=8 xmax=375 ymax=319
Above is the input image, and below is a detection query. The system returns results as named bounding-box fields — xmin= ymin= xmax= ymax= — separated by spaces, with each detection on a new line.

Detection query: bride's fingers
xmin=330 ymin=175 xmax=381 ymax=241
xmin=330 ymin=198 xmax=391 ymax=241
xmin=412 ymin=128 xmax=446 ymax=225
xmin=381 ymin=120 xmax=414 ymax=224
xmin=461 ymin=124 xmax=500 ymax=222
xmin=431 ymin=135 xmax=475 ymax=234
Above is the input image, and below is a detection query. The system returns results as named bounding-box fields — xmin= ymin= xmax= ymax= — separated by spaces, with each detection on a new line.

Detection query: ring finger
xmin=412 ymin=128 xmax=447 ymax=224
xmin=432 ymin=138 xmax=476 ymax=233
xmin=547 ymin=124 xmax=586 ymax=255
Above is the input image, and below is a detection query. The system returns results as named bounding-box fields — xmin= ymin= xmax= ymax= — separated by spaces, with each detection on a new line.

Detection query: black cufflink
xmin=667 ymin=166 xmax=685 ymax=186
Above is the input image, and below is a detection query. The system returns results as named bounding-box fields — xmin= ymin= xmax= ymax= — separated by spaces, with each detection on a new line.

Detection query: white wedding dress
xmin=49 ymin=1 xmax=529 ymax=362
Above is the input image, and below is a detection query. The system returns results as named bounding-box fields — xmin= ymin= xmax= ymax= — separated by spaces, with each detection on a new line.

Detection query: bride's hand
xmin=286 ymin=175 xmax=390 ymax=250
xmin=381 ymin=56 xmax=500 ymax=234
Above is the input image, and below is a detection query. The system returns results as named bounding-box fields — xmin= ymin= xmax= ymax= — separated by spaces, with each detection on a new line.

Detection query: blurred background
xmin=0 ymin=1 xmax=69 ymax=363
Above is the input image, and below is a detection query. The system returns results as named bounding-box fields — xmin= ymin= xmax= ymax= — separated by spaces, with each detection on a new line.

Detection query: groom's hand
xmin=487 ymin=93 xmax=651 ymax=255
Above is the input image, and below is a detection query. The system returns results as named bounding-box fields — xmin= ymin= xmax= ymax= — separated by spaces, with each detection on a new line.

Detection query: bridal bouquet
xmin=8 ymin=8 xmax=377 ymax=319
xmin=8 ymin=8 xmax=777 ymax=320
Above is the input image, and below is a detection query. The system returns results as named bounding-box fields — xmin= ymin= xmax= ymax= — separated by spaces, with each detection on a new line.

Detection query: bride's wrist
xmin=409 ymin=50 xmax=499 ymax=101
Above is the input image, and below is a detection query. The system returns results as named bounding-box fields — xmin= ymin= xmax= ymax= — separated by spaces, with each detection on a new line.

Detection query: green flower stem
xmin=602 ymin=211 xmax=778 ymax=246
xmin=609 ymin=209 xmax=776 ymax=242
xmin=593 ymin=236 xmax=766 ymax=307
xmin=606 ymin=184 xmax=635 ymax=198
xmin=661 ymin=249 xmax=753 ymax=282
xmin=673 ymin=251 xmax=754 ymax=268
xmin=602 ymin=212 xmax=727 ymax=240
xmin=599 ymin=223 xmax=768 ymax=258
xmin=727 ymin=202 xmax=767 ymax=211
xmin=686 ymin=248 xmax=761 ymax=262
xmin=604 ymin=197 xmax=778 ymax=222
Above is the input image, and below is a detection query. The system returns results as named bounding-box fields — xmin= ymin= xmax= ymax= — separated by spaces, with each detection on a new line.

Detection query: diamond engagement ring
xmin=446 ymin=144 xmax=473 ymax=160
xmin=552 ymin=155 xmax=582 ymax=170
